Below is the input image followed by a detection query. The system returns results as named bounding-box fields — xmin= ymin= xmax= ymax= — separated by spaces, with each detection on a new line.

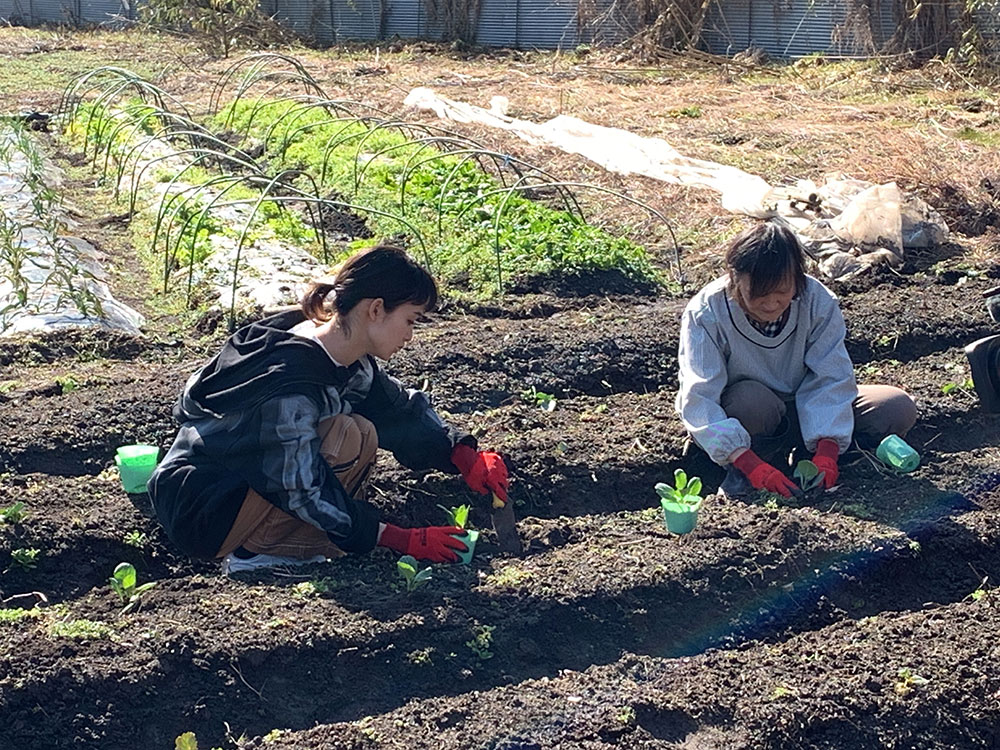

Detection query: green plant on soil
xmin=55 ymin=375 xmax=79 ymax=394
xmin=9 ymin=547 xmax=39 ymax=570
xmin=0 ymin=501 xmax=27 ymax=523
xmin=438 ymin=503 xmax=470 ymax=529
xmin=522 ymin=386 xmax=557 ymax=411
xmin=123 ymin=530 xmax=148 ymax=549
xmin=465 ymin=624 xmax=495 ymax=660
xmin=214 ymin=99 xmax=663 ymax=296
xmin=894 ymin=667 xmax=930 ymax=697
xmin=793 ymin=460 xmax=826 ymax=493
xmin=396 ymin=555 xmax=432 ymax=592
xmin=0 ymin=607 xmax=42 ymax=625
xmin=174 ymin=731 xmax=198 ymax=750
xmin=47 ymin=618 xmax=115 ymax=640
xmin=655 ymin=469 xmax=703 ymax=507
xmin=108 ymin=561 xmax=157 ymax=613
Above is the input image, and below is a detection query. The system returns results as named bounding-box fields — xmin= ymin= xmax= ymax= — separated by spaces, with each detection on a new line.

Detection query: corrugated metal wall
xmin=0 ymin=0 xmax=996 ymax=56
xmin=702 ymin=0 xmax=896 ymax=58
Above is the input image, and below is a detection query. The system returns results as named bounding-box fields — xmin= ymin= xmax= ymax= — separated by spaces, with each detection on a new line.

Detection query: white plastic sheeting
xmin=0 ymin=127 xmax=144 ymax=337
xmin=404 ymin=87 xmax=949 ymax=279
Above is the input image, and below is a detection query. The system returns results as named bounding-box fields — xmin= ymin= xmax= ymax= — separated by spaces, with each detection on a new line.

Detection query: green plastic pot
xmin=115 ymin=444 xmax=160 ymax=494
xmin=661 ymin=498 xmax=702 ymax=535
xmin=451 ymin=529 xmax=479 ymax=565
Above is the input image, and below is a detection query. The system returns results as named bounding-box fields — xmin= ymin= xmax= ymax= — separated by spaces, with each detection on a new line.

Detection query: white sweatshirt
xmin=675 ymin=275 xmax=858 ymax=465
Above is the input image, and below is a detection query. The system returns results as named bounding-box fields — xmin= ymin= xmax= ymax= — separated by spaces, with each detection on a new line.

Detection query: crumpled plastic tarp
xmin=404 ymin=87 xmax=949 ymax=280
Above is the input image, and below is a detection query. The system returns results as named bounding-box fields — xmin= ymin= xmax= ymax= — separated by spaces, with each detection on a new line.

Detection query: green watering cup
xmin=661 ymin=498 xmax=703 ymax=535
xmin=115 ymin=444 xmax=160 ymax=493
xmin=875 ymin=434 xmax=919 ymax=473
xmin=450 ymin=529 xmax=479 ymax=565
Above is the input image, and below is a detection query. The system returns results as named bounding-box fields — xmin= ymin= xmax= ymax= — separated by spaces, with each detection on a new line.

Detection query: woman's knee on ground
xmin=721 ymin=380 xmax=787 ymax=437
xmin=854 ymin=385 xmax=917 ymax=443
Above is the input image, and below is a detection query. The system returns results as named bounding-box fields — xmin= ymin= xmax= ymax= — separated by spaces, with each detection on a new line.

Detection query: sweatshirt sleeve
xmin=256 ymin=393 xmax=380 ymax=554
xmin=795 ymin=292 xmax=858 ymax=454
xmin=355 ymin=358 xmax=474 ymax=473
xmin=675 ymin=303 xmax=751 ymax=465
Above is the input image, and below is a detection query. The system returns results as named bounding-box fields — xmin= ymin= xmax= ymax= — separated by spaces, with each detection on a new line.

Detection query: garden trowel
xmin=490 ymin=492 xmax=522 ymax=555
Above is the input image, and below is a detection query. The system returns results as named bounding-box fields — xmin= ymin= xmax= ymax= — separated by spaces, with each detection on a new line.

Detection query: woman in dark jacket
xmin=149 ymin=245 xmax=508 ymax=574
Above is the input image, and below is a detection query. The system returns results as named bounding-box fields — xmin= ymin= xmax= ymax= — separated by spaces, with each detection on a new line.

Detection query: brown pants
xmin=722 ymin=380 xmax=917 ymax=457
xmin=215 ymin=413 xmax=378 ymax=560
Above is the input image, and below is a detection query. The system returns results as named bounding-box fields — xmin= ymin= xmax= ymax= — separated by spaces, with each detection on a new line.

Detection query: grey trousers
xmin=721 ymin=380 xmax=917 ymax=459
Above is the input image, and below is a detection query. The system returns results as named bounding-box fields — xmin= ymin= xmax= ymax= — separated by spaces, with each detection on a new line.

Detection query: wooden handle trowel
xmin=491 ymin=492 xmax=522 ymax=555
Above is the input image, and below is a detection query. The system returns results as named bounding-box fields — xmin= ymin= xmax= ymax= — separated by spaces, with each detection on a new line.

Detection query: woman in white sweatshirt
xmin=675 ymin=221 xmax=916 ymax=498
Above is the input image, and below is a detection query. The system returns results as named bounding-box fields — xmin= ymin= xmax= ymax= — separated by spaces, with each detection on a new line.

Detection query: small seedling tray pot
xmin=451 ymin=529 xmax=479 ymax=565
xmin=115 ymin=444 xmax=160 ymax=493
xmin=661 ymin=499 xmax=701 ymax=535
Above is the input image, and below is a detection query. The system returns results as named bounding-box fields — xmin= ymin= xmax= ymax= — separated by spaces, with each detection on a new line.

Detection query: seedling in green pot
xmin=656 ymin=469 xmax=704 ymax=535
xmin=438 ymin=503 xmax=470 ymax=529
xmin=655 ymin=468 xmax=703 ymax=507
xmin=793 ymin=460 xmax=826 ymax=498
xmin=397 ymin=555 xmax=432 ymax=592
xmin=108 ymin=562 xmax=157 ymax=614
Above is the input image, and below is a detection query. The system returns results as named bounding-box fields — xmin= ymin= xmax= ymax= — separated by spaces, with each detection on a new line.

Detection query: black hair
xmin=725 ymin=221 xmax=807 ymax=299
xmin=301 ymin=245 xmax=438 ymax=327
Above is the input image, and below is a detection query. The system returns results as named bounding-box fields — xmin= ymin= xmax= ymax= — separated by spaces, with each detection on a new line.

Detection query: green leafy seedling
xmin=655 ymin=468 xmax=703 ymax=507
xmin=0 ymin=501 xmax=27 ymax=524
xmin=793 ymin=460 xmax=826 ymax=495
xmin=9 ymin=547 xmax=39 ymax=570
xmin=108 ymin=562 xmax=157 ymax=614
xmin=521 ymin=386 xmax=557 ymax=411
xmin=396 ymin=555 xmax=432 ymax=592
xmin=438 ymin=503 xmax=470 ymax=529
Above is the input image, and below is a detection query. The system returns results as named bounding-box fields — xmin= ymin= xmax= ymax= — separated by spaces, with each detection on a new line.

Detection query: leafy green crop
xmin=0 ymin=501 xmax=27 ymax=524
xmin=396 ymin=555 xmax=432 ymax=592
xmin=108 ymin=562 xmax=157 ymax=613
xmin=9 ymin=547 xmax=39 ymax=570
xmin=655 ymin=469 xmax=703 ymax=507
xmin=793 ymin=460 xmax=825 ymax=493
xmin=439 ymin=504 xmax=470 ymax=529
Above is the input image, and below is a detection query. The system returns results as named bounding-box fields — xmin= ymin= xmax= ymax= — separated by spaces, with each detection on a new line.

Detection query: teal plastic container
xmin=661 ymin=498 xmax=702 ymax=535
xmin=875 ymin=434 xmax=919 ymax=473
xmin=451 ymin=529 xmax=479 ymax=565
xmin=115 ymin=444 xmax=160 ymax=493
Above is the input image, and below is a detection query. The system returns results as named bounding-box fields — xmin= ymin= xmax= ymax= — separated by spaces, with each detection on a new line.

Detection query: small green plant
xmin=655 ymin=469 xmax=703 ymax=506
xmin=466 ymin=624 xmax=495 ymax=660
xmin=0 ymin=379 xmax=19 ymax=393
xmin=291 ymin=578 xmax=334 ymax=598
xmin=123 ymin=530 xmax=148 ymax=549
xmin=396 ymin=555 xmax=432 ymax=592
xmin=894 ymin=667 xmax=929 ymax=697
xmin=438 ymin=503 xmax=470 ymax=529
xmin=0 ymin=607 xmax=42 ymax=625
xmin=175 ymin=732 xmax=198 ymax=750
xmin=108 ymin=562 xmax=157 ymax=613
xmin=48 ymin=618 xmax=114 ymax=640
xmin=407 ymin=647 xmax=434 ymax=666
xmin=793 ymin=460 xmax=825 ymax=493
xmin=55 ymin=375 xmax=79 ymax=394
xmin=668 ymin=105 xmax=702 ymax=118
xmin=9 ymin=547 xmax=39 ymax=570
xmin=0 ymin=501 xmax=27 ymax=523
xmin=941 ymin=377 xmax=975 ymax=395
xmin=521 ymin=386 xmax=557 ymax=411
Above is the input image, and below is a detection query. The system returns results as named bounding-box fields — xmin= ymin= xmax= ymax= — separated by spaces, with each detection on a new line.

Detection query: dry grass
xmin=1 ymin=27 xmax=998 ymax=283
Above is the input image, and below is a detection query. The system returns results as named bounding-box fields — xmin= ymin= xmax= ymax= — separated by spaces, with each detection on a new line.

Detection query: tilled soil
xmin=2 ymin=30 xmax=1000 ymax=750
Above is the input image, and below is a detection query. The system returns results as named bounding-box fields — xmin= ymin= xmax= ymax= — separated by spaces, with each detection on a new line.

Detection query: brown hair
xmin=725 ymin=221 xmax=807 ymax=299
xmin=301 ymin=245 xmax=438 ymax=328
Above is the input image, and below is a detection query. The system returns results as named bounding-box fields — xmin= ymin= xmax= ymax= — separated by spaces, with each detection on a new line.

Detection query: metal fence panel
xmin=517 ymin=0 xmax=579 ymax=49
xmin=332 ymin=0 xmax=380 ymax=40
xmin=702 ymin=0 xmax=895 ymax=58
xmin=476 ymin=0 xmax=517 ymax=46
xmin=272 ymin=0 xmax=334 ymax=44
xmin=382 ymin=0 xmax=420 ymax=38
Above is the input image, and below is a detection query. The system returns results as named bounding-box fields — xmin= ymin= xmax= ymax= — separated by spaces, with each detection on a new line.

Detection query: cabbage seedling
xmin=108 ymin=562 xmax=156 ymax=614
xmin=655 ymin=468 xmax=703 ymax=507
xmin=438 ymin=503 xmax=470 ymax=529
xmin=397 ymin=555 xmax=432 ymax=592
xmin=793 ymin=460 xmax=825 ymax=495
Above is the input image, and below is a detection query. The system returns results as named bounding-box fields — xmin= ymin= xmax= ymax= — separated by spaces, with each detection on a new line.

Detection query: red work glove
xmin=733 ymin=449 xmax=799 ymax=499
xmin=811 ymin=439 xmax=840 ymax=489
xmin=451 ymin=444 xmax=509 ymax=505
xmin=377 ymin=524 xmax=467 ymax=563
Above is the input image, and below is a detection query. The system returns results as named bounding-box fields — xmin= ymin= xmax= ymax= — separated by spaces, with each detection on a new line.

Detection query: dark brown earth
xmin=2 ymin=28 xmax=1000 ymax=750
